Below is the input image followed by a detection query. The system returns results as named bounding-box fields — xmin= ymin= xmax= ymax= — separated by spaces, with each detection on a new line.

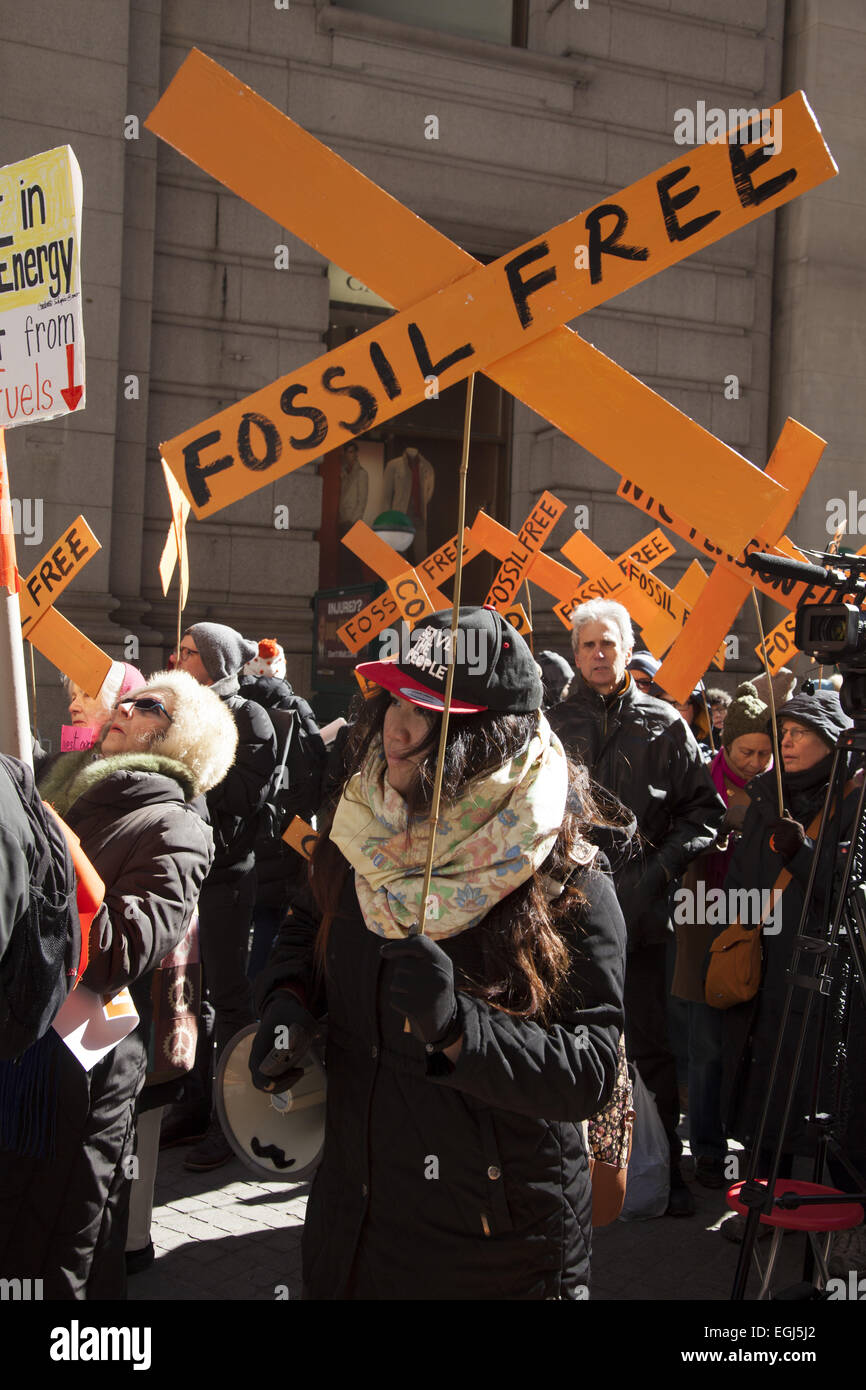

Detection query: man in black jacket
xmin=174 ymin=622 xmax=278 ymax=1169
xmin=238 ymin=640 xmax=327 ymax=981
xmin=551 ymin=599 xmax=725 ymax=1215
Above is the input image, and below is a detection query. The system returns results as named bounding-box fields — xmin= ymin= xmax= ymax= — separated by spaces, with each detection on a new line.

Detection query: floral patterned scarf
xmin=329 ymin=714 xmax=581 ymax=940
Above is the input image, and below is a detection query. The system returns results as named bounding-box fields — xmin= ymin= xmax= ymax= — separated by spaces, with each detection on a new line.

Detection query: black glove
xmin=249 ymin=992 xmax=318 ymax=1093
xmin=380 ymin=935 xmax=460 ymax=1048
xmin=769 ymin=816 xmax=806 ymax=860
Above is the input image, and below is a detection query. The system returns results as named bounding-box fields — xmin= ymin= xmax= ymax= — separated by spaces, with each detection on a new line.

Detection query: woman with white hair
xmin=63 ymin=660 xmax=146 ymax=748
xmin=0 ymin=670 xmax=237 ymax=1299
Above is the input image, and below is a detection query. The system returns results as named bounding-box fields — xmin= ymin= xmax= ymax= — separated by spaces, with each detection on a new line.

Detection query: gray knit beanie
xmin=184 ymin=623 xmax=258 ymax=684
xmin=722 ymin=682 xmax=770 ymax=749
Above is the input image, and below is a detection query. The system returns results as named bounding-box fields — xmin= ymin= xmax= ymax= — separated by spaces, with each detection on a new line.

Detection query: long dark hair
xmin=310 ymin=690 xmax=615 ymax=1023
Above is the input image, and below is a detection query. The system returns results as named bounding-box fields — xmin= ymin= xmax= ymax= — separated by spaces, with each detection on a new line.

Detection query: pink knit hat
xmin=118 ymin=662 xmax=146 ymax=698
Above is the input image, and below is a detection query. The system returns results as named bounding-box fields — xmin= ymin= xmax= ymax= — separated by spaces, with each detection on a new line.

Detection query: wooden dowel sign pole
xmin=751 ymin=589 xmax=785 ymax=816
xmin=413 ymin=374 xmax=476 ymax=942
xmin=0 ymin=430 xmax=33 ymax=764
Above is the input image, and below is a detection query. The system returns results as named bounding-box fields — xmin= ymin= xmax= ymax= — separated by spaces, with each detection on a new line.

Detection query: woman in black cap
xmin=250 ymin=608 xmax=627 ymax=1300
xmin=720 ymin=688 xmax=865 ymax=1232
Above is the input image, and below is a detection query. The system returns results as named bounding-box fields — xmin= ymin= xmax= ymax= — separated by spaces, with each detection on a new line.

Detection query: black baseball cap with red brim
xmin=356 ymin=607 xmax=542 ymax=715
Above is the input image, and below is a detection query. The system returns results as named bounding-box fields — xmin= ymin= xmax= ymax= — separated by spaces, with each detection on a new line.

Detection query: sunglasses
xmin=116 ymin=696 xmax=173 ymax=723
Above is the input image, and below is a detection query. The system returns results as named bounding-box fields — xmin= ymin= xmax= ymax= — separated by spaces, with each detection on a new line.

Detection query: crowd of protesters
xmin=0 ymin=595 xmax=863 ymax=1300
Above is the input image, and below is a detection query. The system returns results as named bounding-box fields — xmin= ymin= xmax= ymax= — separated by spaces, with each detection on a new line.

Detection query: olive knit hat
xmin=722 ymin=682 xmax=770 ymax=750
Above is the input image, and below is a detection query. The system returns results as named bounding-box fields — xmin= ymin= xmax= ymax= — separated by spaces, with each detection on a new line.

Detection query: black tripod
xmin=731 ymin=700 xmax=866 ymax=1300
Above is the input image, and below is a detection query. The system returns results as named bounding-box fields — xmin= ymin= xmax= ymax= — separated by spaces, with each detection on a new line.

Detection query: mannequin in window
xmin=337 ymin=441 xmax=369 ymax=586
xmin=382 ymin=446 xmax=434 ymax=562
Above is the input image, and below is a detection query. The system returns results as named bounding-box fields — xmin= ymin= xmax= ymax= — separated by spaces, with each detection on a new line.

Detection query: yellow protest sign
xmin=354 ymin=668 xmax=382 ymax=700
xmin=648 ymin=419 xmax=827 ymax=697
xmin=0 ymin=146 xmax=85 ymax=428
xmin=388 ymin=570 xmax=436 ymax=627
xmin=18 ymin=516 xmax=111 ymax=696
xmin=470 ymin=510 xmax=580 ymax=604
xmin=675 ymin=560 xmax=710 ymax=609
xmin=340 ymin=521 xmax=449 ymax=610
xmin=282 ymin=816 xmax=319 ymax=859
xmin=337 ymin=529 xmax=478 ymax=656
xmin=501 ymin=602 xmax=531 ymax=636
xmin=158 ymin=459 xmax=191 ymax=608
xmin=27 ymin=606 xmax=112 ymax=698
xmin=755 ymin=612 xmax=799 ymax=675
xmin=338 ymin=591 xmax=401 ymax=656
xmin=19 ymin=517 xmax=99 ymax=633
xmin=483 ymin=491 xmax=566 ymax=609
xmin=415 ymin=529 xmax=478 ymax=597
xmin=147 ymin=52 xmax=836 ymax=548
xmin=557 ymin=529 xmax=679 ymax=645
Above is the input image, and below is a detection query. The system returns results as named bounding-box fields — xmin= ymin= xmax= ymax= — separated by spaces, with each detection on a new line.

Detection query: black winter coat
xmin=551 ymin=676 xmax=725 ymax=948
xmin=257 ymin=861 xmax=626 ymax=1300
xmin=0 ymin=752 xmax=213 ymax=1299
xmin=721 ymin=756 xmax=866 ymax=1157
xmin=0 ymin=756 xmax=78 ymax=1060
xmin=206 ymin=689 xmax=277 ymax=880
xmin=239 ymin=675 xmax=327 ymax=906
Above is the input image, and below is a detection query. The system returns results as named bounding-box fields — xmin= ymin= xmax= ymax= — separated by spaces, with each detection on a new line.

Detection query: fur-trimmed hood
xmin=39 ymin=750 xmax=199 ymax=819
xmin=133 ymin=670 xmax=238 ymax=795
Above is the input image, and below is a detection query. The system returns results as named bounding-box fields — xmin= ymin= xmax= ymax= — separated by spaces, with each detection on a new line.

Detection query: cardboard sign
xmin=19 ymin=516 xmax=98 ymax=633
xmin=644 ymin=419 xmax=828 ymax=698
xmin=340 ymin=521 xmax=449 ymax=609
xmin=282 ymin=815 xmax=319 ymax=859
xmin=415 ymin=528 xmax=478 ymax=596
xmin=673 ymin=563 xmax=725 ymax=669
xmin=27 ymin=605 xmax=112 ymax=697
xmin=338 ymin=588 xmax=401 ymax=656
xmin=387 ymin=569 xmax=436 ymax=626
xmin=483 ymin=491 xmax=566 ymax=609
xmin=470 ymin=510 xmax=579 ymax=603
xmin=675 ymin=560 xmax=709 ymax=609
xmin=0 ymin=147 xmax=85 ymax=428
xmin=354 ymin=669 xmax=381 ymax=700
xmin=61 ymin=724 xmax=98 ymax=751
xmin=337 ymin=528 xmax=478 ymax=655
xmin=158 ymin=459 xmax=191 ymax=607
xmin=0 ymin=430 xmax=17 ymax=592
xmin=147 ymin=53 xmax=836 ymax=546
xmin=501 ymin=602 xmax=531 ymax=636
xmin=617 ymin=417 xmax=827 ymax=614
xmin=755 ymin=611 xmax=798 ymax=675
xmin=53 ymin=984 xmax=138 ymax=1071
xmin=558 ymin=528 xmax=679 ymax=645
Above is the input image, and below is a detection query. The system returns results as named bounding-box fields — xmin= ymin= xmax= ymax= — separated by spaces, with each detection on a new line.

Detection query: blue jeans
xmin=687 ymin=1001 xmax=726 ymax=1162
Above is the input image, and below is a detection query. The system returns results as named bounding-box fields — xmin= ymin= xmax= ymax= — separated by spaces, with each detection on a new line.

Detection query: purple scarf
xmin=706 ymin=748 xmax=749 ymax=890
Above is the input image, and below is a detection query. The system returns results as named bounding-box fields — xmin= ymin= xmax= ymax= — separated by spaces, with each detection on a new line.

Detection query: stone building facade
xmin=1 ymin=0 xmax=862 ymax=737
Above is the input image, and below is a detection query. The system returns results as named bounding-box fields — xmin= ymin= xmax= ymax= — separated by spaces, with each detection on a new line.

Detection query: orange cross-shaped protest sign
xmin=145 ymin=52 xmax=836 ymax=563
xmin=19 ymin=516 xmax=112 ymax=696
xmin=335 ymin=523 xmax=480 ymax=655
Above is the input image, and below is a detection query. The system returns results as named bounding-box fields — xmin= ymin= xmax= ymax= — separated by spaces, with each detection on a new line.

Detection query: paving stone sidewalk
xmin=128 ymin=1134 xmax=805 ymax=1303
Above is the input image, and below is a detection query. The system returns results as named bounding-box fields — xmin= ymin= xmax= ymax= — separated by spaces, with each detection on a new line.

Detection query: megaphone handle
xmin=273 ymin=1088 xmax=326 ymax=1113
xmin=259 ymin=1048 xmax=296 ymax=1076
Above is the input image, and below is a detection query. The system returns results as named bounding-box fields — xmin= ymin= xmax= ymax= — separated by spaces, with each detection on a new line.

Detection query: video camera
xmin=746 ymin=548 xmax=866 ymax=715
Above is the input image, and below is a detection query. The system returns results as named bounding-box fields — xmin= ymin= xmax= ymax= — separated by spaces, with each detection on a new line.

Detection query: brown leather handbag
xmin=587 ymin=1033 xmax=635 ymax=1226
xmin=705 ymin=805 xmax=826 ymax=1009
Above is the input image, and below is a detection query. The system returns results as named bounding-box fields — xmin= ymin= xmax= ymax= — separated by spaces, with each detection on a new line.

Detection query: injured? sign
xmin=0 ymin=146 xmax=85 ymax=428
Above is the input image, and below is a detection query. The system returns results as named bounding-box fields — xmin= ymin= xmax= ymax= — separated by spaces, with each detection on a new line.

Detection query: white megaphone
xmin=215 ymin=1023 xmax=326 ymax=1181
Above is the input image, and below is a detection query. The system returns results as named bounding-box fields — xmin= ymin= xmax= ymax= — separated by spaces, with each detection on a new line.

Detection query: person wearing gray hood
xmin=173 ymin=622 xmax=278 ymax=1170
